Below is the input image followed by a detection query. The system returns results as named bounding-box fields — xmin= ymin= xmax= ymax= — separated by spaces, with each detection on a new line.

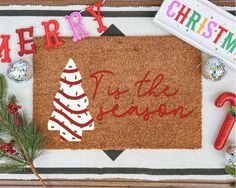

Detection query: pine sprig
xmin=0 ymin=73 xmax=48 ymax=187
xmin=18 ymin=114 xmax=47 ymax=161
xmin=229 ymin=106 xmax=236 ymax=118
xmin=225 ymin=165 xmax=236 ymax=177
xmin=0 ymin=74 xmax=7 ymax=101
xmin=225 ymin=164 xmax=236 ymax=188
xmin=0 ymin=151 xmax=25 ymax=173
xmin=0 ymin=164 xmax=25 ymax=173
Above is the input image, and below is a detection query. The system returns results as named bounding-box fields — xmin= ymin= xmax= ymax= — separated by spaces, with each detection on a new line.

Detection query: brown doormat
xmin=33 ymin=36 xmax=202 ymax=149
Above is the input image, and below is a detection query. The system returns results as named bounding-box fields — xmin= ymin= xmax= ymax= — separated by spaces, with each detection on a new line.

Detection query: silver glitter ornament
xmin=202 ymin=57 xmax=226 ymax=81
xmin=7 ymin=59 xmax=33 ymax=82
xmin=225 ymin=145 xmax=236 ymax=165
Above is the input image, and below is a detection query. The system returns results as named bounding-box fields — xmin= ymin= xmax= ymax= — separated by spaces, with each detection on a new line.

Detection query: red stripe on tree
xmin=60 ymin=78 xmax=82 ymax=85
xmin=54 ymin=108 xmax=93 ymax=127
xmin=53 ymin=98 xmax=87 ymax=114
xmin=63 ymin=68 xmax=79 ymax=73
xmin=58 ymin=90 xmax=86 ymax=100
xmin=60 ymin=135 xmax=68 ymax=142
xmin=49 ymin=117 xmax=82 ymax=140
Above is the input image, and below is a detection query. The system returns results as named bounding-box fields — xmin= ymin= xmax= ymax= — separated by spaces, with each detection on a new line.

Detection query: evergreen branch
xmin=225 ymin=165 xmax=236 ymax=177
xmin=0 ymin=149 xmax=26 ymax=173
xmin=225 ymin=164 xmax=236 ymax=188
xmin=0 ymin=164 xmax=25 ymax=173
xmin=0 ymin=111 xmax=47 ymax=187
xmin=18 ymin=114 xmax=47 ymax=161
xmin=0 ymin=102 xmax=16 ymax=132
xmin=0 ymin=73 xmax=7 ymax=101
xmin=0 ymin=106 xmax=48 ymax=187
xmin=0 ymin=74 xmax=48 ymax=187
xmin=0 ymin=151 xmax=25 ymax=164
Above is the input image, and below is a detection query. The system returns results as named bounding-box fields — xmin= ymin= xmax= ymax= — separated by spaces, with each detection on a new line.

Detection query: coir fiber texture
xmin=33 ymin=36 xmax=202 ymax=149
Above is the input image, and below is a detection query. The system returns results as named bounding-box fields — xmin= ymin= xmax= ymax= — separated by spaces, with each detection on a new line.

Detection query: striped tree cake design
xmin=48 ymin=59 xmax=95 ymax=142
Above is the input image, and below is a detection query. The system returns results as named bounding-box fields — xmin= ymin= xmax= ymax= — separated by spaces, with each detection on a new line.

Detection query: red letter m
xmin=0 ymin=35 xmax=11 ymax=63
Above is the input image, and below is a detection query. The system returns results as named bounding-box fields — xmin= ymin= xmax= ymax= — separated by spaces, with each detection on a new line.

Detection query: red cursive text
xmin=90 ymin=70 xmax=194 ymax=122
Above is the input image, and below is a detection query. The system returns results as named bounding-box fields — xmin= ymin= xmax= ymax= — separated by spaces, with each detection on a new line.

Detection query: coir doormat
xmin=33 ymin=36 xmax=202 ymax=149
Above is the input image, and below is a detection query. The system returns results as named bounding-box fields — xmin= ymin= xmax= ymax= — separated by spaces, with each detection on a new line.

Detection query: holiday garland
xmin=0 ymin=73 xmax=47 ymax=187
xmin=0 ymin=1 xmax=107 ymax=64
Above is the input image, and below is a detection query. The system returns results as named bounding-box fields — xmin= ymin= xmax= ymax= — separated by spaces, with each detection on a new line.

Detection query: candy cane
xmin=214 ymin=92 xmax=236 ymax=150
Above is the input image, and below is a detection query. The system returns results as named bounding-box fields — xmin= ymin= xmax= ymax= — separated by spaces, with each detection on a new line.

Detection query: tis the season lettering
xmin=90 ymin=70 xmax=193 ymax=121
xmin=166 ymin=0 xmax=236 ymax=54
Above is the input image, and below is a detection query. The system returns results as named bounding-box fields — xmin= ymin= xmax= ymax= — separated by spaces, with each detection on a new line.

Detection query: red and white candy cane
xmin=214 ymin=92 xmax=236 ymax=150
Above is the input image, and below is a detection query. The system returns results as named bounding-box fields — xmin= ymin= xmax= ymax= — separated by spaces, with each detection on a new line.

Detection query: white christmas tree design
xmin=48 ymin=59 xmax=95 ymax=142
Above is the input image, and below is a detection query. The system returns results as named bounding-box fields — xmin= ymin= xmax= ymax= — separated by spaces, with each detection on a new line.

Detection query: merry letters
xmin=0 ymin=2 xmax=107 ymax=63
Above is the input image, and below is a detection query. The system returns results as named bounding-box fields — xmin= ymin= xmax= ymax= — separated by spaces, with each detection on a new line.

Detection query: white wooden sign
xmin=153 ymin=0 xmax=236 ymax=68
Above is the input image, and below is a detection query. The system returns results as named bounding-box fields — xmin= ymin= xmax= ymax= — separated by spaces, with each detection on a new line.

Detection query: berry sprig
xmin=6 ymin=101 xmax=22 ymax=127
xmin=0 ymin=143 xmax=16 ymax=155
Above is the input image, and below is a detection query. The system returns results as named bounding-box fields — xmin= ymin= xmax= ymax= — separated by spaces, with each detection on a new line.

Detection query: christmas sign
xmin=153 ymin=0 xmax=236 ymax=68
xmin=48 ymin=59 xmax=95 ymax=142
